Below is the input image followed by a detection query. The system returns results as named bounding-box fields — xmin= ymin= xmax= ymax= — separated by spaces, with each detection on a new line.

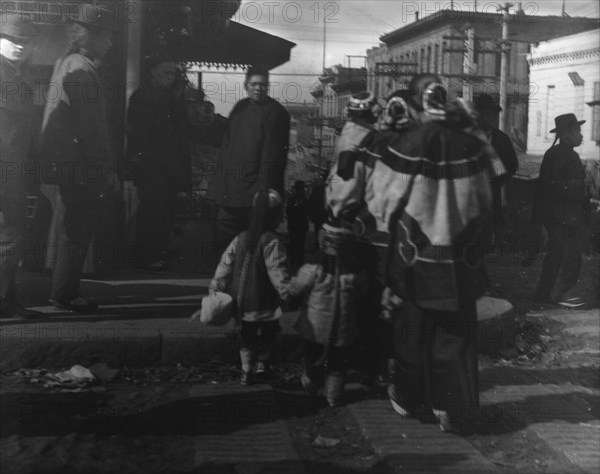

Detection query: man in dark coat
xmin=473 ymin=94 xmax=519 ymax=231
xmin=127 ymin=57 xmax=190 ymax=273
xmin=214 ymin=66 xmax=290 ymax=254
xmin=531 ymin=113 xmax=589 ymax=308
xmin=40 ymin=4 xmax=119 ymax=313
xmin=0 ymin=15 xmax=44 ymax=318
xmin=286 ymin=180 xmax=309 ymax=267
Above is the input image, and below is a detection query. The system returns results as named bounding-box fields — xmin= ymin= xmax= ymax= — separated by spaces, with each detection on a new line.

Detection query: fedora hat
xmin=74 ymin=4 xmax=117 ymax=31
xmin=549 ymin=113 xmax=585 ymax=134
xmin=0 ymin=15 xmax=37 ymax=42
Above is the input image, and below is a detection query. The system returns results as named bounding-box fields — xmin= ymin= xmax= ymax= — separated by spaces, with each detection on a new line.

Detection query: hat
xmin=474 ymin=94 xmax=502 ymax=112
xmin=253 ymin=189 xmax=283 ymax=209
xmin=74 ymin=4 xmax=117 ymax=31
xmin=0 ymin=15 xmax=37 ymax=42
xmin=348 ymin=91 xmax=376 ymax=111
xmin=407 ymin=74 xmax=442 ymax=110
xmin=550 ymin=113 xmax=586 ymax=134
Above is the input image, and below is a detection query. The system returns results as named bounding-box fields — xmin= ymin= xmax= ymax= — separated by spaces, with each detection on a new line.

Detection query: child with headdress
xmin=207 ymin=188 xmax=294 ymax=385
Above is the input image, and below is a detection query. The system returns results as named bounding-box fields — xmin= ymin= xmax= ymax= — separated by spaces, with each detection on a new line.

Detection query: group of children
xmin=196 ymin=186 xmax=367 ymax=407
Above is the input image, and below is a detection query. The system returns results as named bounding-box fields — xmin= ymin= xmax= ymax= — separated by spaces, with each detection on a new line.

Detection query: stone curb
xmin=0 ymin=298 xmax=516 ymax=370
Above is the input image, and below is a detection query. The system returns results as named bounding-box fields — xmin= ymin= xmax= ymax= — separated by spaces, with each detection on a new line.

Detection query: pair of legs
xmin=534 ymin=224 xmax=582 ymax=303
xmin=239 ymin=320 xmax=281 ymax=382
xmin=49 ymin=185 xmax=102 ymax=310
xmin=0 ymin=185 xmax=43 ymax=317
xmin=301 ymin=339 xmax=353 ymax=407
xmin=389 ymin=299 xmax=479 ymax=427
xmin=136 ymin=171 xmax=178 ymax=269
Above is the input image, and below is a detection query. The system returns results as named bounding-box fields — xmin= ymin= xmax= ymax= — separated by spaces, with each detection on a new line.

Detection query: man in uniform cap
xmin=0 ymin=15 xmax=44 ymax=318
xmin=39 ymin=4 xmax=118 ymax=312
xmin=532 ymin=113 xmax=589 ymax=308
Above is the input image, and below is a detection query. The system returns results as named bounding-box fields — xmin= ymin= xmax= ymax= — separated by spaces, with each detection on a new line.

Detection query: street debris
xmin=13 ymin=364 xmax=120 ymax=392
xmin=311 ymin=435 xmax=340 ymax=448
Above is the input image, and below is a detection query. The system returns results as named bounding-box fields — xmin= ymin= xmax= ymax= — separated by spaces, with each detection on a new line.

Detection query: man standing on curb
xmin=40 ymin=4 xmax=119 ymax=313
xmin=128 ymin=56 xmax=190 ymax=273
xmin=0 ymin=15 xmax=44 ymax=319
xmin=214 ymin=66 xmax=290 ymax=255
xmin=532 ymin=113 xmax=589 ymax=309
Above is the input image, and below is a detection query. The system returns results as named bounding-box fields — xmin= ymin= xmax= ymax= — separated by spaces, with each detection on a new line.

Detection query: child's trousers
xmin=302 ymin=339 xmax=352 ymax=406
xmin=239 ymin=320 xmax=281 ymax=372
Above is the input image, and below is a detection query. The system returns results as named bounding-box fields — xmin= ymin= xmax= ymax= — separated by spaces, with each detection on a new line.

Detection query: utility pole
xmin=498 ymin=2 xmax=512 ymax=132
xmin=318 ymin=14 xmax=326 ymax=174
xmin=462 ymin=27 xmax=475 ymax=102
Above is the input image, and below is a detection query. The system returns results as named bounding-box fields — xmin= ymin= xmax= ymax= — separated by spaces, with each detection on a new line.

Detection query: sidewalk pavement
xmin=1 ymin=269 xmax=518 ymax=371
xmin=2 ymin=269 xmax=599 ymax=473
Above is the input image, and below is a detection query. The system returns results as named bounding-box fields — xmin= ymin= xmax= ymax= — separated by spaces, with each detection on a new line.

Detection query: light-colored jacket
xmin=209 ymin=230 xmax=292 ymax=322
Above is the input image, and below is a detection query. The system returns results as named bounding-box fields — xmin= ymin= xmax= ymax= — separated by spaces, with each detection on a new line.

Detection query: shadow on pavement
xmin=0 ymin=387 xmax=323 ymax=438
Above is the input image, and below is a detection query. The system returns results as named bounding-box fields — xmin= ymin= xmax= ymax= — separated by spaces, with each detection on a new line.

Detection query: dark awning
xmin=174 ymin=21 xmax=296 ymax=70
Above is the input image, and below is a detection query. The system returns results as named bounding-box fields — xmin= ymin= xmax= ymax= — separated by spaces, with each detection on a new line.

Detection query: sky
xmin=201 ymin=0 xmax=600 ymax=115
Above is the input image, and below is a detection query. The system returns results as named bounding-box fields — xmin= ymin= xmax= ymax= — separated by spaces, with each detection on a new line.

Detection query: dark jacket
xmin=127 ymin=86 xmax=190 ymax=190
xmin=39 ymin=53 xmax=114 ymax=185
xmin=307 ymin=184 xmax=327 ymax=229
xmin=1 ymin=56 xmax=35 ymax=191
xmin=286 ymin=193 xmax=309 ymax=232
xmin=489 ymin=128 xmax=518 ymax=224
xmin=216 ymin=97 xmax=290 ymax=207
xmin=358 ymin=122 xmax=494 ymax=310
xmin=532 ymin=143 xmax=586 ymax=226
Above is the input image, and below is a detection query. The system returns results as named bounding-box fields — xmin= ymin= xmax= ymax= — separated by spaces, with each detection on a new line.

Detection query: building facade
xmin=527 ymin=29 xmax=600 ymax=160
xmin=366 ymin=9 xmax=599 ymax=150
xmin=311 ymin=65 xmax=367 ymax=161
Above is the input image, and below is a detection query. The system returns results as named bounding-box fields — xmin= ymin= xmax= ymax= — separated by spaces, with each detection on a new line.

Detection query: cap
xmin=474 ymin=94 xmax=502 ymax=112
xmin=348 ymin=91 xmax=376 ymax=111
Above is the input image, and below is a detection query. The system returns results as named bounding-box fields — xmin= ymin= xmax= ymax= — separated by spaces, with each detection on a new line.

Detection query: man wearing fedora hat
xmin=0 ymin=15 xmax=45 ymax=318
xmin=531 ymin=113 xmax=588 ymax=308
xmin=39 ymin=4 xmax=119 ymax=313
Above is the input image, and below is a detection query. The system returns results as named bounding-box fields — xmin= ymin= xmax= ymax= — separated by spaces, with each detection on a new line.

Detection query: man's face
xmin=0 ymin=37 xmax=28 ymax=62
xmin=245 ymin=74 xmax=269 ymax=102
xmin=560 ymin=125 xmax=583 ymax=148
xmin=151 ymin=61 xmax=177 ymax=90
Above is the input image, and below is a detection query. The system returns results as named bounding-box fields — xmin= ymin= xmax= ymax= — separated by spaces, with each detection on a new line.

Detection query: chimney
xmin=415 ymin=10 xmax=419 ymax=21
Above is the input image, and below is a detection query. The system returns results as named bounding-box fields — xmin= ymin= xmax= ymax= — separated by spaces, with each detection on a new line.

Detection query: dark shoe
xmin=240 ymin=371 xmax=253 ymax=386
xmin=557 ymin=296 xmax=586 ymax=308
xmin=532 ymin=297 xmax=556 ymax=309
xmin=388 ymin=385 xmax=422 ymax=418
xmin=300 ymin=373 xmax=318 ymax=395
xmin=0 ymin=300 xmax=46 ymax=319
xmin=137 ymin=260 xmax=170 ymax=274
xmin=51 ymin=296 xmax=98 ymax=313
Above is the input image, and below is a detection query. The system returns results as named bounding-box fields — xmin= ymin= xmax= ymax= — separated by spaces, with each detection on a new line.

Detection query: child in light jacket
xmin=209 ymin=189 xmax=294 ymax=385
